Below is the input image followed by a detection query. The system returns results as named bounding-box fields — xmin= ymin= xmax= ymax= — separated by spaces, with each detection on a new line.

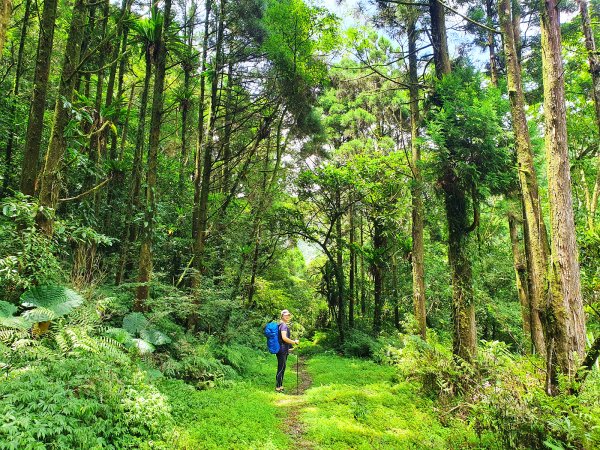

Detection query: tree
xmin=427 ymin=65 xmax=512 ymax=362
xmin=497 ymin=0 xmax=547 ymax=355
xmin=540 ymin=0 xmax=586 ymax=389
xmin=0 ymin=0 xmax=10 ymax=55
xmin=135 ymin=0 xmax=173 ymax=310
xmin=37 ymin=0 xmax=89 ymax=234
xmin=20 ymin=0 xmax=59 ymax=196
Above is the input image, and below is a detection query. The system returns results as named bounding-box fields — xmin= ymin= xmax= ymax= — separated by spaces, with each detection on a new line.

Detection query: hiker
xmin=276 ymin=309 xmax=299 ymax=392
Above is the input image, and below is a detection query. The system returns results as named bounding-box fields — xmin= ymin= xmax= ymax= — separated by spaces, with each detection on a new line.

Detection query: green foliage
xmin=426 ymin=63 xmax=513 ymax=197
xmin=0 ymin=195 xmax=63 ymax=297
xmin=0 ymin=353 xmax=173 ymax=449
xmin=20 ymin=285 xmax=84 ymax=322
xmin=340 ymin=328 xmax=381 ymax=358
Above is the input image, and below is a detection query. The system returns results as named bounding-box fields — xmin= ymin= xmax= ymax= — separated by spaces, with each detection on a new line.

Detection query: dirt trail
xmin=275 ymin=353 xmax=313 ymax=449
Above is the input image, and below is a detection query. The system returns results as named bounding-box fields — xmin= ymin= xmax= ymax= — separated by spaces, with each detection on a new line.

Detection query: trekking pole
xmin=296 ymin=353 xmax=299 ymax=395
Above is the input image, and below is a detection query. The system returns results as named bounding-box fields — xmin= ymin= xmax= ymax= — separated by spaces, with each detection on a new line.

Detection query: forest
xmin=0 ymin=0 xmax=600 ymax=448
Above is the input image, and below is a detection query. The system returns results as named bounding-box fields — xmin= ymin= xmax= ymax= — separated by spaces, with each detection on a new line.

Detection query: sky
xmin=320 ymin=0 xmax=489 ymax=67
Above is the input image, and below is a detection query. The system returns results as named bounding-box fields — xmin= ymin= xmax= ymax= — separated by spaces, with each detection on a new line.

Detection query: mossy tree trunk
xmin=37 ymin=0 xmax=88 ymax=234
xmin=408 ymin=12 xmax=426 ymax=341
xmin=20 ymin=0 xmax=59 ymax=196
xmin=135 ymin=0 xmax=173 ymax=310
xmin=498 ymin=0 xmax=547 ymax=356
xmin=429 ymin=0 xmax=476 ymax=361
xmin=540 ymin=0 xmax=587 ymax=391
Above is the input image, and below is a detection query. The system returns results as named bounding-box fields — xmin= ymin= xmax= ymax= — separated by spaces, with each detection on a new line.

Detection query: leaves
xmin=123 ymin=312 xmax=149 ymax=335
xmin=20 ymin=285 xmax=84 ymax=321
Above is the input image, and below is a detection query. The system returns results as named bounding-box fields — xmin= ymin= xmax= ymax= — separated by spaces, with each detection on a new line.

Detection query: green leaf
xmin=133 ymin=338 xmax=155 ymax=354
xmin=122 ymin=312 xmax=149 ymax=335
xmin=0 ymin=301 xmax=17 ymax=318
xmin=139 ymin=328 xmax=171 ymax=346
xmin=20 ymin=285 xmax=84 ymax=318
xmin=104 ymin=327 xmax=135 ymax=346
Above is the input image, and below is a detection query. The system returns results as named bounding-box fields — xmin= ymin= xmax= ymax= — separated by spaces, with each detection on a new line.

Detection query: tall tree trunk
xmin=486 ymin=0 xmax=498 ymax=86
xmin=135 ymin=0 xmax=173 ymax=309
xmin=191 ymin=0 xmax=225 ymax=289
xmin=247 ymin=138 xmax=271 ymax=305
xmin=430 ymin=0 xmax=476 ymax=360
xmin=20 ymin=0 xmax=58 ymax=196
xmin=360 ymin=210 xmax=366 ymax=316
xmin=408 ymin=13 xmax=426 ymax=340
xmin=577 ymin=0 xmax=600 ymax=229
xmin=0 ymin=0 xmax=11 ymax=55
xmin=335 ymin=186 xmax=346 ymax=341
xmin=428 ymin=0 xmax=451 ymax=78
xmin=444 ymin=181 xmax=477 ymax=361
xmin=115 ymin=48 xmax=152 ymax=285
xmin=37 ymin=0 xmax=88 ymax=234
xmin=349 ymin=202 xmax=355 ymax=328
xmin=371 ymin=215 xmax=384 ymax=335
xmin=178 ymin=4 xmax=195 ymax=195
xmin=3 ymin=0 xmax=31 ymax=196
xmin=540 ymin=0 xmax=586 ymax=389
xmin=192 ymin=0 xmax=211 ymax=241
xmin=498 ymin=0 xmax=547 ymax=356
xmin=103 ymin=0 xmax=133 ymax=230
xmin=508 ymin=211 xmax=532 ymax=346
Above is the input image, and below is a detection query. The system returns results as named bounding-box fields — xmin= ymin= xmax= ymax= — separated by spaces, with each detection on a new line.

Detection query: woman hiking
xmin=275 ymin=309 xmax=299 ymax=392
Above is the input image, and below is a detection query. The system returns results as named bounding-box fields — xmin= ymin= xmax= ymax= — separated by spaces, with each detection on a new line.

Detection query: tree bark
xmin=409 ymin=13 xmax=426 ymax=340
xmin=349 ymin=202 xmax=355 ymax=328
xmin=37 ymin=0 xmax=88 ymax=234
xmin=3 ymin=0 xmax=31 ymax=195
xmin=20 ymin=0 xmax=59 ymax=196
xmin=428 ymin=0 xmax=451 ymax=79
xmin=191 ymin=0 xmax=211 ymax=240
xmin=116 ymin=45 xmax=153 ymax=285
xmin=335 ymin=186 xmax=346 ymax=340
xmin=498 ymin=0 xmax=547 ymax=356
xmin=135 ymin=0 xmax=173 ymax=309
xmin=371 ymin=215 xmax=384 ymax=335
xmin=191 ymin=0 xmax=225 ymax=289
xmin=540 ymin=0 xmax=587 ymax=388
xmin=444 ymin=179 xmax=477 ymax=361
xmin=486 ymin=0 xmax=498 ymax=86
xmin=508 ymin=212 xmax=532 ymax=344
xmin=430 ymin=0 xmax=476 ymax=361
xmin=0 ymin=0 xmax=11 ymax=55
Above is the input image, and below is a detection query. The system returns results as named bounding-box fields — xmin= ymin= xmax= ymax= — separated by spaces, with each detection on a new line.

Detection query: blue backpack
xmin=264 ymin=321 xmax=280 ymax=354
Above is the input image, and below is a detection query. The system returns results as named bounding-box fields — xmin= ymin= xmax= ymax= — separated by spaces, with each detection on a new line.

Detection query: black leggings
xmin=276 ymin=352 xmax=288 ymax=388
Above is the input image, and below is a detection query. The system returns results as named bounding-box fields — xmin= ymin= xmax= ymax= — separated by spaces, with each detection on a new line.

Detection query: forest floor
xmin=158 ymin=348 xmax=480 ymax=449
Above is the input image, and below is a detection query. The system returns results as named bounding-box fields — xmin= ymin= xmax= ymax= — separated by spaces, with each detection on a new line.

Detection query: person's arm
xmin=280 ymin=330 xmax=298 ymax=345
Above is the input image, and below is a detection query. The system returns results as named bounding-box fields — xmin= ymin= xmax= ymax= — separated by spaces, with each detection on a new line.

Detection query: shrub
xmin=341 ymin=329 xmax=381 ymax=358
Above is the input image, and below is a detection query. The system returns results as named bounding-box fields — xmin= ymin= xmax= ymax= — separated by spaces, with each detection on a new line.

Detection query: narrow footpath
xmin=276 ymin=353 xmax=313 ymax=449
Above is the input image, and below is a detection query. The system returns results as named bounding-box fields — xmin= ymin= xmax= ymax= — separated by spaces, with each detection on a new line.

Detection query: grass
xmin=299 ymin=354 xmax=479 ymax=449
xmin=156 ymin=350 xmax=297 ymax=449
xmin=151 ymin=347 xmax=479 ymax=449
